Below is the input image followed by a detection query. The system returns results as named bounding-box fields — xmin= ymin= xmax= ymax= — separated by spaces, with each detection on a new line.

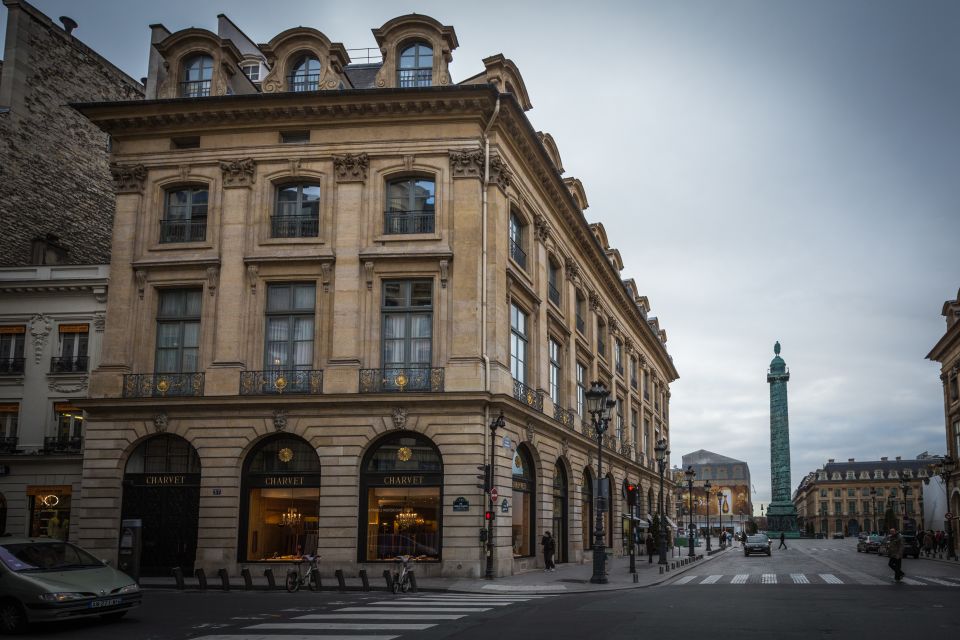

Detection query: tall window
xmin=398 ymin=42 xmax=433 ymax=87
xmin=954 ymin=418 xmax=960 ymax=458
xmin=615 ymin=340 xmax=623 ymax=374
xmin=596 ymin=321 xmax=606 ymax=360
xmin=643 ymin=369 xmax=650 ymax=399
xmin=181 ymin=54 xmax=213 ymax=97
xmin=630 ymin=357 xmax=638 ymax=389
xmin=510 ymin=303 xmax=528 ymax=384
xmin=288 ymin=55 xmax=321 ymax=91
xmin=155 ymin=289 xmax=201 ymax=373
xmin=53 ymin=324 xmax=89 ymax=373
xmin=161 ymin=187 xmax=208 ymax=243
xmin=382 ymin=281 xmax=433 ymax=389
xmin=0 ymin=327 xmax=25 ymax=374
xmin=54 ymin=403 xmax=83 ymax=441
xmin=548 ymin=339 xmax=561 ymax=406
xmin=509 ymin=212 xmax=526 ymax=269
xmin=385 ymin=177 xmax=435 ymax=234
xmin=616 ymin=397 xmax=624 ymax=441
xmin=576 ymin=361 xmax=586 ymax=418
xmin=631 ymin=408 xmax=639 ymax=448
xmin=0 ymin=404 xmax=18 ymax=446
xmin=575 ymin=292 xmax=586 ymax=334
xmin=949 ymin=374 xmax=958 ymax=401
xmin=265 ymin=283 xmax=315 ymax=370
xmin=273 ymin=183 xmax=320 ymax=238
xmin=548 ymin=260 xmax=561 ymax=306
xmin=643 ymin=416 xmax=650 ymax=459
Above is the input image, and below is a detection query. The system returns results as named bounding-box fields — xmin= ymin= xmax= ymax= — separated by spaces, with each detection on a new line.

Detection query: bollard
xmin=408 ymin=571 xmax=417 ymax=593
xmin=359 ymin=569 xmax=371 ymax=592
xmin=633 ymin=573 xmax=639 ymax=583
xmin=195 ymin=568 xmax=208 ymax=591
xmin=334 ymin=569 xmax=346 ymax=592
xmin=241 ymin=568 xmax=253 ymax=590
xmin=171 ymin=567 xmax=185 ymax=590
xmin=218 ymin=568 xmax=230 ymax=591
xmin=383 ymin=569 xmax=394 ymax=591
xmin=659 ymin=566 xmax=664 ymax=574
xmin=264 ymin=568 xmax=276 ymax=589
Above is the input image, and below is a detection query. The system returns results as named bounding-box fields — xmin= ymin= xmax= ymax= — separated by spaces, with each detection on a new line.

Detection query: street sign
xmin=502 ymin=436 xmax=512 ymax=449
xmin=453 ymin=497 xmax=470 ymax=512
xmin=490 ymin=487 xmax=499 ymax=501
xmin=500 ymin=498 xmax=509 ymax=513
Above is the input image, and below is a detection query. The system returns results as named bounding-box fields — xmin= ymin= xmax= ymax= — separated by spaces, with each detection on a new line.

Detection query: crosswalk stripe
xmin=247 ymin=623 xmax=435 ymax=631
xmin=334 ymin=607 xmax=492 ymax=613
xmin=731 ymin=574 xmax=749 ymax=584
xmin=917 ymin=576 xmax=959 ymax=586
xmin=899 ymin=578 xmax=925 ymax=586
xmin=761 ymin=574 xmax=776 ymax=584
xmin=820 ymin=574 xmax=843 ymax=584
xmin=791 ymin=574 xmax=809 ymax=584
xmin=370 ymin=600 xmax=511 ymax=606
xmin=672 ymin=576 xmax=697 ymax=585
xmin=700 ymin=575 xmax=722 ymax=584
xmin=295 ymin=614 xmax=467 ymax=620
xmin=191 ymin=636 xmax=397 ymax=640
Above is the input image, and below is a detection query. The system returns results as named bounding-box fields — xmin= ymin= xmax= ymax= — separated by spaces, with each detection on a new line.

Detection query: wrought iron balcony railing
xmin=359 ymin=367 xmax=444 ymax=393
xmin=553 ymin=405 xmax=576 ymax=429
xmin=0 ymin=358 xmax=25 ymax=375
xmin=384 ymin=210 xmax=435 ymax=235
xmin=240 ymin=370 xmax=323 ymax=395
xmin=271 ymin=214 xmax=319 ymax=238
xmin=509 ymin=239 xmax=526 ymax=269
xmin=288 ymin=73 xmax=321 ymax=92
xmin=548 ymin=283 xmax=561 ymax=306
xmin=50 ymin=356 xmax=89 ymax=373
xmin=180 ymin=80 xmax=211 ymax=97
xmin=122 ymin=373 xmax=205 ymax=398
xmin=0 ymin=436 xmax=19 ymax=454
xmin=398 ymin=69 xmax=432 ymax=88
xmin=43 ymin=436 xmax=82 ymax=454
xmin=160 ymin=219 xmax=207 ymax=243
xmin=512 ymin=379 xmax=543 ymax=413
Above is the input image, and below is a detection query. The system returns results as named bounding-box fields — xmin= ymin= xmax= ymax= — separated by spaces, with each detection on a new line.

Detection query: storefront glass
xmin=360 ymin=431 xmax=442 ymax=562
xmin=27 ymin=486 xmax=71 ymax=540
xmin=512 ymin=446 xmax=535 ymax=557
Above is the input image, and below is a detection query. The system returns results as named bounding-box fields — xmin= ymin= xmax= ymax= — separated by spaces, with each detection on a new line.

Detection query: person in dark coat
xmin=887 ymin=528 xmax=905 ymax=582
xmin=778 ymin=531 xmax=787 ymax=549
xmin=540 ymin=531 xmax=555 ymax=571
xmin=645 ymin=533 xmax=655 ymax=563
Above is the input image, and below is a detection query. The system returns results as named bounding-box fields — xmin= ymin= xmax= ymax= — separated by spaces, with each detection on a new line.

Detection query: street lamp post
xmin=485 ymin=411 xmax=505 ymax=579
xmin=870 ymin=487 xmax=877 ymax=535
xmin=704 ymin=480 xmax=712 ymax=551
xmin=684 ymin=466 xmax=696 ymax=557
xmin=585 ymin=382 xmax=616 ymax=584
xmin=933 ymin=455 xmax=957 ymax=560
xmin=899 ymin=478 xmax=908 ymax=533
xmin=654 ymin=438 xmax=669 ymax=565
xmin=717 ymin=491 xmax=724 ymax=547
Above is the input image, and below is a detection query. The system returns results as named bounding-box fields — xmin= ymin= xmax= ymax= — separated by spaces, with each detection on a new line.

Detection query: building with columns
xmin=72 ymin=13 xmax=678 ymax=578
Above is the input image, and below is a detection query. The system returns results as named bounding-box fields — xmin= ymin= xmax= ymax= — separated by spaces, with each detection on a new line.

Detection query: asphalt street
xmin=18 ymin=539 xmax=960 ymax=640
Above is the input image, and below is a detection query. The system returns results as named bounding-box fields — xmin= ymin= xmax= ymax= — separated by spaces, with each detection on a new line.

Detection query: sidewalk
xmin=140 ymin=545 xmax=729 ymax=594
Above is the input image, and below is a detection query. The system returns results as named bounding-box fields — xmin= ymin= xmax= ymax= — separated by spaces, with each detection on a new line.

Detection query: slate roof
xmin=682 ymin=449 xmax=746 ymax=466
xmin=344 ymin=64 xmax=381 ymax=89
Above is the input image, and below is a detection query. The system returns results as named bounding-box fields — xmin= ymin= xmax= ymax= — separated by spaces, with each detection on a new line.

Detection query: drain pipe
xmin=481 ymin=95 xmax=500 ymax=393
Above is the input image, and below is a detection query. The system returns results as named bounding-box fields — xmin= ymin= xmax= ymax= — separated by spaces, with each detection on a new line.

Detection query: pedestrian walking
xmin=646 ymin=533 xmax=655 ymax=563
xmin=540 ymin=531 xmax=555 ymax=571
xmin=923 ymin=531 xmax=934 ymax=557
xmin=778 ymin=532 xmax=787 ymax=550
xmin=887 ymin=528 xmax=905 ymax=582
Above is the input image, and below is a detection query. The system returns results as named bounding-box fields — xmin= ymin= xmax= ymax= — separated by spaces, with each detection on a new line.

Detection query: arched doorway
xmin=552 ymin=463 xmax=568 ymax=563
xmin=359 ymin=431 xmax=442 ymax=562
xmin=239 ymin=435 xmax=321 ymax=562
xmin=582 ymin=469 xmax=593 ymax=554
xmin=848 ymin=519 xmax=860 ymax=536
xmin=121 ymin=434 xmax=201 ymax=576
xmin=512 ymin=445 xmax=535 ymax=558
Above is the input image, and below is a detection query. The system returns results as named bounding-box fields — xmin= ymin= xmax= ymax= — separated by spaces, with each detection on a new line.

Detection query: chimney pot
xmin=848 ymin=458 xmax=854 ymax=462
xmin=895 ymin=456 xmax=901 ymax=461
xmin=59 ymin=16 xmax=78 ymax=35
xmin=881 ymin=457 xmax=888 ymax=461
xmin=828 ymin=459 xmax=835 ymax=463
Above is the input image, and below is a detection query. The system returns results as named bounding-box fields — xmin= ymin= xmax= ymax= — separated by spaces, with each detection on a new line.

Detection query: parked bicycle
xmin=286 ymin=554 xmax=321 ymax=592
xmin=392 ymin=555 xmax=413 ymax=593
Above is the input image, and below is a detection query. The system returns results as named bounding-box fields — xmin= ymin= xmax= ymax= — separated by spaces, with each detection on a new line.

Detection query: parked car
xmin=877 ymin=534 xmax=920 ymax=559
xmin=831 ymin=532 xmax=845 ymax=539
xmin=857 ymin=534 xmax=884 ymax=553
xmin=744 ymin=534 xmax=772 ymax=557
xmin=0 ymin=538 xmax=141 ymax=633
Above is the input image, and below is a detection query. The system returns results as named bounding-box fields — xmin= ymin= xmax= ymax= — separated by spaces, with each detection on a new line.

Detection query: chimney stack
xmin=881 ymin=457 xmax=888 ymax=461
xmin=59 ymin=16 xmax=78 ymax=36
xmin=895 ymin=456 xmax=901 ymax=461
xmin=848 ymin=458 xmax=855 ymax=462
xmin=828 ymin=459 xmax=835 ymax=463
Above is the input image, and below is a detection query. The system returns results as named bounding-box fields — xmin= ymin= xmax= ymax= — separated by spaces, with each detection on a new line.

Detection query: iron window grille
xmin=385 ymin=177 xmax=435 ymax=234
xmin=381 ymin=280 xmax=433 ymax=391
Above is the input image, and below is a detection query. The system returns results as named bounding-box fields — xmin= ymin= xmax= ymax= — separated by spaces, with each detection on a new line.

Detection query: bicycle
xmin=392 ymin=555 xmax=413 ymax=594
xmin=285 ymin=554 xmax=321 ymax=592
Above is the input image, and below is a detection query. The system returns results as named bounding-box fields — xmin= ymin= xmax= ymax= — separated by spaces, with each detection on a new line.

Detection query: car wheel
xmin=766 ymin=551 xmax=771 ymax=556
xmin=744 ymin=552 xmax=748 ymax=557
xmin=99 ymin=612 xmax=127 ymax=622
xmin=0 ymin=599 xmax=28 ymax=635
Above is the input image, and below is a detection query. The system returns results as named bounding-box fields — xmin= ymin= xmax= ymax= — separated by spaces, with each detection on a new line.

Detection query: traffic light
xmin=485 ymin=510 xmax=496 ymax=521
xmin=626 ymin=483 xmax=638 ymax=507
xmin=476 ymin=464 xmax=491 ymax=492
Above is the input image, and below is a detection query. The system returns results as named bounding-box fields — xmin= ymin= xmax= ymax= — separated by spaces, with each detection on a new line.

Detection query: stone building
xmin=792 ymin=455 xmax=934 ymax=537
xmin=926 ymin=287 xmax=960 ymax=552
xmin=678 ymin=450 xmax=752 ymax=535
xmin=72 ymin=13 xmax=678 ymax=579
xmin=0 ymin=0 xmax=143 ymax=267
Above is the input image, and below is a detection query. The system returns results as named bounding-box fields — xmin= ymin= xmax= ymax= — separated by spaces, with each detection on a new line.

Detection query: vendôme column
xmin=766 ymin=341 xmax=799 ymax=536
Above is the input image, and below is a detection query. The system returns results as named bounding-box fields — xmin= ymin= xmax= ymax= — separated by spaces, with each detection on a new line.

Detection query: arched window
xmin=552 ymin=463 xmax=568 ymax=563
xmin=240 ymin=435 xmax=321 ymax=562
xmin=181 ymin=54 xmax=213 ymax=97
xmin=360 ymin=431 xmax=442 ymax=561
xmin=398 ymin=42 xmax=433 ymax=87
xmin=273 ymin=183 xmax=320 ymax=238
xmin=385 ymin=177 xmax=435 ymax=234
xmin=288 ymin=55 xmax=321 ymax=92
xmin=512 ymin=445 xmax=535 ymax=557
xmin=161 ymin=186 xmax=208 ymax=243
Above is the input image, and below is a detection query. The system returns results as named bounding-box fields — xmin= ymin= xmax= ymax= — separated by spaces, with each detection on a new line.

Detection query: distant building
xmin=792 ymin=455 xmax=935 ymax=537
xmin=679 ymin=450 xmax=752 ymax=533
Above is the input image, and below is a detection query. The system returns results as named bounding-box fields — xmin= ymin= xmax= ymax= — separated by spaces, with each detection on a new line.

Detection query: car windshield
xmin=0 ymin=542 xmax=103 ymax=572
xmin=869 ymin=535 xmax=884 ymax=542
xmin=747 ymin=535 xmax=768 ymax=543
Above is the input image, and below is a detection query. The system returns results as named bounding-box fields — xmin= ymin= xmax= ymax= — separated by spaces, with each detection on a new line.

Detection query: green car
xmin=0 ymin=538 xmax=141 ymax=634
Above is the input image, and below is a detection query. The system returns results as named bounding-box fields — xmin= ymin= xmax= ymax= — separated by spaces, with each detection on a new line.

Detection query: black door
xmin=121 ymin=474 xmax=200 ymax=576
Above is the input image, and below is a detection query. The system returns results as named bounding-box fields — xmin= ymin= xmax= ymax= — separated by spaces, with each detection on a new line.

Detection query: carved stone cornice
xmin=534 ymin=213 xmax=551 ymax=243
xmin=220 ymin=158 xmax=256 ymax=188
xmin=449 ymin=149 xmax=483 ymax=179
xmin=333 ymin=153 xmax=369 ymax=183
xmin=488 ymin=153 xmax=512 ymax=191
xmin=608 ymin=316 xmax=620 ymax=335
xmin=110 ymin=163 xmax=146 ymax=194
xmin=624 ymin=337 xmax=635 ymax=353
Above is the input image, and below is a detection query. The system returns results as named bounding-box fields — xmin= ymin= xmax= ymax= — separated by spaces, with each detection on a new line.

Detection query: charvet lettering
xmin=512 ymin=480 xmax=526 ymax=491
xmin=265 ymin=476 xmax=305 ymax=486
xmin=384 ymin=475 xmax=424 ymax=486
xmin=145 ymin=475 xmax=185 ymax=485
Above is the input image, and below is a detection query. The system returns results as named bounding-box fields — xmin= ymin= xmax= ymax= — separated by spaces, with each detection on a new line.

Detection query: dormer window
xmin=289 ymin=55 xmax=321 ymax=92
xmin=241 ymin=61 xmax=261 ymax=83
xmin=398 ymin=42 xmax=433 ymax=87
xmin=181 ymin=54 xmax=213 ymax=97
xmin=874 ymin=469 xmax=883 ymax=479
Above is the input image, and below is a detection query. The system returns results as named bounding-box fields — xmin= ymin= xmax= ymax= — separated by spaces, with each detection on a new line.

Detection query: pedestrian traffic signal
xmin=476 ymin=464 xmax=491 ymax=491
xmin=626 ymin=483 xmax=638 ymax=507
xmin=485 ymin=510 xmax=496 ymax=521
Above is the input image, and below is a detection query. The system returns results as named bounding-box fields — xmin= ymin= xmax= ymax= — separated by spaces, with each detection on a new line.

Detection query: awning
xmin=665 ymin=517 xmax=679 ymax=530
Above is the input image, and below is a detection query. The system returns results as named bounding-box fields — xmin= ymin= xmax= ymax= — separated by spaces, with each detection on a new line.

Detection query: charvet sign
xmin=383 ymin=475 xmax=425 ymax=486
xmin=264 ymin=476 xmax=305 ymax=487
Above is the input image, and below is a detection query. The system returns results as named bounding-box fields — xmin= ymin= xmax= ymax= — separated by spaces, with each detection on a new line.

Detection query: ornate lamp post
xmin=704 ymin=480 xmax=713 ymax=551
xmin=899 ymin=478 xmax=908 ymax=533
xmin=933 ymin=455 xmax=957 ymax=559
xmin=684 ymin=466 xmax=696 ymax=557
xmin=585 ymin=381 xmax=616 ymax=584
xmin=717 ymin=490 xmax=724 ymax=546
xmin=870 ymin=487 xmax=877 ymax=535
xmin=485 ymin=410 xmax=505 ymax=579
xmin=654 ymin=438 xmax=669 ymax=564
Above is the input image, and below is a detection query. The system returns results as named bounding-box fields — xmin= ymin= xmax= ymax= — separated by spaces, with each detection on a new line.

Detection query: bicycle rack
xmin=264 ymin=568 xmax=276 ymax=589
xmin=195 ymin=568 xmax=207 ymax=591
xmin=218 ymin=568 xmax=231 ymax=591
xmin=359 ymin=569 xmax=370 ymax=591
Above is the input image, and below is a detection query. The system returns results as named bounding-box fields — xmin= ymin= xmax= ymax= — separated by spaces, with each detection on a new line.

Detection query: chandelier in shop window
xmin=396 ymin=506 xmax=425 ymax=530
xmin=280 ymin=507 xmax=301 ymax=527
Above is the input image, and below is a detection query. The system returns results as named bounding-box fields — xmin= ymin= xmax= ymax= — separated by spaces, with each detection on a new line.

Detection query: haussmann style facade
xmin=72 ymin=13 xmax=679 ymax=579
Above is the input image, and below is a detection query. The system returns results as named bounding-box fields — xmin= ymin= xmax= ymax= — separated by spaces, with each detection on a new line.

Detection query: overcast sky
xmin=4 ymin=0 xmax=958 ymax=513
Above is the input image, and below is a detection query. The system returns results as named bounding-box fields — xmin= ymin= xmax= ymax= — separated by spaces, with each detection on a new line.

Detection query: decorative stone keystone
xmin=220 ymin=158 xmax=256 ymax=188
xmin=333 ymin=153 xmax=369 ymax=183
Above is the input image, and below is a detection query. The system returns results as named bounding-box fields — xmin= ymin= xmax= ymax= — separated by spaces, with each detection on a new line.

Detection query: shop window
xmin=240 ymin=435 xmax=321 ymax=562
xmin=28 ymin=486 xmax=72 ymax=540
xmin=360 ymin=432 xmax=442 ymax=562
xmin=385 ymin=177 xmax=435 ymax=234
xmin=512 ymin=445 xmax=535 ymax=557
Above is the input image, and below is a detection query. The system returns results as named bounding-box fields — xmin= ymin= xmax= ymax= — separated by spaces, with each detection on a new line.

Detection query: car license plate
xmin=89 ymin=598 xmax=122 ymax=609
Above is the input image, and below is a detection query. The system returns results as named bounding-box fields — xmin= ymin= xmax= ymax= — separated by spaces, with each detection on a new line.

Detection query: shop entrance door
xmin=553 ymin=464 xmax=568 ymax=563
xmin=121 ymin=475 xmax=200 ymax=576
